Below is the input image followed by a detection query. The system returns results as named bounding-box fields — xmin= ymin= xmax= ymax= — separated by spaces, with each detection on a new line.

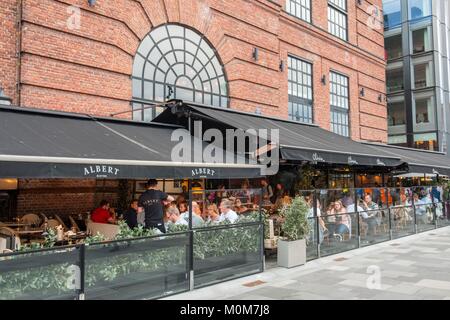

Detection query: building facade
xmin=0 ymin=0 xmax=387 ymax=141
xmin=384 ymin=0 xmax=450 ymax=153
xmin=0 ymin=0 xmax=388 ymax=216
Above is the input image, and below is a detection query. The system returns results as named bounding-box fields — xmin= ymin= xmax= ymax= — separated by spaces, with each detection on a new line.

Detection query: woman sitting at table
xmin=91 ymin=200 xmax=116 ymax=224
xmin=234 ymin=198 xmax=249 ymax=214
xmin=331 ymin=200 xmax=350 ymax=237
xmin=206 ymin=204 xmax=221 ymax=223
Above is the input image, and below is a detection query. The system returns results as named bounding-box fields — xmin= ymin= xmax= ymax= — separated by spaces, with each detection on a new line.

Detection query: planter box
xmin=264 ymin=236 xmax=279 ymax=249
xmin=277 ymin=239 xmax=306 ymax=268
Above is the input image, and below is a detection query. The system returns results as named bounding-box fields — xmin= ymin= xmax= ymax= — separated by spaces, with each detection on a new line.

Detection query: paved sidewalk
xmin=165 ymin=227 xmax=450 ymax=300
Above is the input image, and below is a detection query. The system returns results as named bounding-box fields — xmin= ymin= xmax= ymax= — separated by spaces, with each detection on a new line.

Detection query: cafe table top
xmin=14 ymin=229 xmax=45 ymax=236
xmin=0 ymin=222 xmax=31 ymax=228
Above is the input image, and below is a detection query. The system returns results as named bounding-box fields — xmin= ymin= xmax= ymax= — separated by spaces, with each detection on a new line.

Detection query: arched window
xmin=132 ymin=24 xmax=228 ymax=120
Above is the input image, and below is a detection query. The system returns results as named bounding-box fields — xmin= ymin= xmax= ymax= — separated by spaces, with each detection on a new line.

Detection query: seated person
xmin=332 ymin=200 xmax=350 ymax=236
xmin=360 ymin=194 xmax=380 ymax=236
xmin=178 ymin=202 xmax=189 ymax=216
xmin=166 ymin=205 xmax=188 ymax=226
xmin=234 ymin=198 xmax=249 ymax=214
xmin=123 ymin=200 xmax=139 ymax=229
xmin=206 ymin=204 xmax=221 ymax=223
xmin=181 ymin=201 xmax=204 ymax=227
xmin=219 ymin=199 xmax=238 ymax=223
xmin=91 ymin=200 xmax=116 ymax=224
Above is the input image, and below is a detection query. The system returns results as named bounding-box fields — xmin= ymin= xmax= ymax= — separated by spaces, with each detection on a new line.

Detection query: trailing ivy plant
xmin=280 ymin=196 xmax=310 ymax=241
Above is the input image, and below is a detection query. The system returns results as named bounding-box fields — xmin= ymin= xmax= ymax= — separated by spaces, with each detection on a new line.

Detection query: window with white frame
xmin=288 ymin=56 xmax=313 ymax=123
xmin=286 ymin=0 xmax=311 ymax=23
xmin=330 ymin=71 xmax=350 ymax=137
xmin=328 ymin=0 xmax=348 ymax=41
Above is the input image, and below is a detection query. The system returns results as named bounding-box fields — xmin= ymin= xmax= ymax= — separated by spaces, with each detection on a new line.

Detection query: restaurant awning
xmin=0 ymin=106 xmax=262 ymax=179
xmin=154 ymin=101 xmax=404 ymax=168
xmin=363 ymin=142 xmax=450 ymax=177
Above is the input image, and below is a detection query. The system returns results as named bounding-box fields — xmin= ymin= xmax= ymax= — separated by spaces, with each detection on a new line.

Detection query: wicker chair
xmin=55 ymin=214 xmax=69 ymax=231
xmin=45 ymin=219 xmax=60 ymax=229
xmin=68 ymin=215 xmax=80 ymax=232
xmin=0 ymin=227 xmax=21 ymax=250
xmin=21 ymin=214 xmax=41 ymax=227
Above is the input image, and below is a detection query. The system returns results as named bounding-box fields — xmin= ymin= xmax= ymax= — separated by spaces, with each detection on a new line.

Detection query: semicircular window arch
xmin=132 ymin=24 xmax=228 ymax=117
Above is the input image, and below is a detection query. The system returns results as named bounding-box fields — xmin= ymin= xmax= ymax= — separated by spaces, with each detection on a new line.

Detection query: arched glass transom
xmin=132 ymin=24 xmax=228 ymax=113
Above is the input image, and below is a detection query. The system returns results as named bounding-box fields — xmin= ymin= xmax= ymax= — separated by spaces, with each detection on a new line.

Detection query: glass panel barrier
xmin=359 ymin=208 xmax=390 ymax=246
xmin=193 ymin=189 xmax=263 ymax=228
xmin=84 ymin=232 xmax=190 ymax=300
xmin=437 ymin=201 xmax=450 ymax=228
xmin=0 ymin=245 xmax=81 ymax=300
xmin=390 ymin=205 xmax=415 ymax=238
xmin=306 ymin=216 xmax=319 ymax=261
xmin=415 ymin=203 xmax=436 ymax=233
xmin=320 ymin=212 xmax=359 ymax=257
xmin=193 ymin=223 xmax=263 ymax=288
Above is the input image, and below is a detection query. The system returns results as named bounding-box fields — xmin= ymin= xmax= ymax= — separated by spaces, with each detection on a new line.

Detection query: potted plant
xmin=277 ymin=196 xmax=310 ymax=268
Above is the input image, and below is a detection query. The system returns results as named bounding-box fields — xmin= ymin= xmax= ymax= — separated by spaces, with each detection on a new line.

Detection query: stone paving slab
xmin=164 ymin=227 xmax=450 ymax=300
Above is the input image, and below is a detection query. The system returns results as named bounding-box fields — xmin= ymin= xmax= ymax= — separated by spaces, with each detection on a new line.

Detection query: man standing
xmin=138 ymin=179 xmax=174 ymax=233
xmin=260 ymin=179 xmax=273 ymax=205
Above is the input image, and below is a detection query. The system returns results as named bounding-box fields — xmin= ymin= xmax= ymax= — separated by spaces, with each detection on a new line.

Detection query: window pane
xmin=412 ymin=26 xmax=432 ymax=54
xmin=132 ymin=24 xmax=229 ymax=120
xmin=385 ymin=33 xmax=403 ymax=60
xmin=287 ymin=55 xmax=313 ymax=124
xmin=413 ymin=58 xmax=433 ymax=89
xmin=286 ymin=0 xmax=311 ymax=23
xmin=328 ymin=5 xmax=347 ymax=41
xmin=386 ymin=64 xmax=404 ymax=93
xmin=383 ymin=0 xmax=402 ymax=29
xmin=330 ymin=71 xmax=349 ymax=137
xmin=414 ymin=132 xmax=438 ymax=151
xmin=409 ymin=0 xmax=432 ymax=21
xmin=388 ymin=100 xmax=406 ymax=132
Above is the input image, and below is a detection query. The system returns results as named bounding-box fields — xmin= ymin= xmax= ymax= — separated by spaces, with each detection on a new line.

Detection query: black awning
xmin=154 ymin=102 xmax=403 ymax=168
xmin=363 ymin=143 xmax=450 ymax=176
xmin=0 ymin=106 xmax=262 ymax=179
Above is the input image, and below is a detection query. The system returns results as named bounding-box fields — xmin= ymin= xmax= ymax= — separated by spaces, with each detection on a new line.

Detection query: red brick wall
xmin=1 ymin=0 xmax=387 ymax=142
xmin=0 ymin=0 xmax=18 ymax=103
xmin=16 ymin=179 xmax=122 ymax=218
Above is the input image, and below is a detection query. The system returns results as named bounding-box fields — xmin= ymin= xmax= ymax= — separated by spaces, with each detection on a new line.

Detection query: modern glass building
xmin=384 ymin=0 xmax=450 ymax=153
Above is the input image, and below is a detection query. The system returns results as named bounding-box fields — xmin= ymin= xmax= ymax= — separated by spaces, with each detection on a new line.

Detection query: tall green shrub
xmin=281 ymin=196 xmax=310 ymax=241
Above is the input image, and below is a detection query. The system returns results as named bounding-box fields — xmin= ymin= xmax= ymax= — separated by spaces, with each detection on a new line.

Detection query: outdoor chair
xmin=39 ymin=213 xmax=48 ymax=223
xmin=55 ymin=214 xmax=69 ymax=231
xmin=68 ymin=215 xmax=81 ymax=232
xmin=21 ymin=214 xmax=41 ymax=227
xmin=45 ymin=219 xmax=60 ymax=229
xmin=0 ymin=227 xmax=21 ymax=250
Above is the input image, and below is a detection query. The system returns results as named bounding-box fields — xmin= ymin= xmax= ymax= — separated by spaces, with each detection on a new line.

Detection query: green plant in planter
xmin=280 ymin=196 xmax=310 ymax=241
xmin=84 ymin=232 xmax=106 ymax=245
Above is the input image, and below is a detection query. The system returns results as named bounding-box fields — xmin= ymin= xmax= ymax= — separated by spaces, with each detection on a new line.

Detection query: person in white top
xmin=218 ymin=199 xmax=238 ymax=223
xmin=165 ymin=206 xmax=188 ymax=226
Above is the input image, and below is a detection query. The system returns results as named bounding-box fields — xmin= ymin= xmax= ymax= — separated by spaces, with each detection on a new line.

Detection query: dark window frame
xmin=327 ymin=0 xmax=348 ymax=41
xmin=288 ymin=55 xmax=314 ymax=124
xmin=132 ymin=24 xmax=229 ymax=121
xmin=330 ymin=71 xmax=350 ymax=137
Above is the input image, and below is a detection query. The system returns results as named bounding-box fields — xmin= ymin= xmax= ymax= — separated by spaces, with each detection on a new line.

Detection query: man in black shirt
xmin=138 ymin=179 xmax=174 ymax=233
xmin=123 ymin=200 xmax=139 ymax=229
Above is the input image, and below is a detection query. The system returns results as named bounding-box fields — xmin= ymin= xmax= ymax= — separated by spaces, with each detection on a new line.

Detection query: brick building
xmin=0 ymin=0 xmax=388 ymax=217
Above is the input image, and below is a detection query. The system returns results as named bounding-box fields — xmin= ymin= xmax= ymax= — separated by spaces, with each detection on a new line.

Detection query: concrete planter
xmin=277 ymin=238 xmax=306 ymax=268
